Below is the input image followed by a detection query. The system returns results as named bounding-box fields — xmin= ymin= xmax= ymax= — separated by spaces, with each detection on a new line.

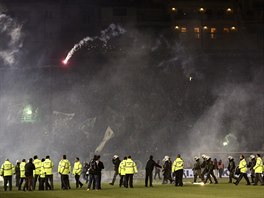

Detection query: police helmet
xmin=250 ymin=155 xmax=255 ymax=159
xmin=228 ymin=156 xmax=233 ymax=159
xmin=113 ymin=155 xmax=119 ymax=159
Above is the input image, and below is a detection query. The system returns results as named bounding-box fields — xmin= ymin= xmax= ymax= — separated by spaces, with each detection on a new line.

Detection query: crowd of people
xmin=0 ymin=153 xmax=263 ymax=192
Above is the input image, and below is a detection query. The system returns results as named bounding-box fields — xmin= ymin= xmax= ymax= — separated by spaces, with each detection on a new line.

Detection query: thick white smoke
xmin=0 ymin=13 xmax=23 ymax=65
xmin=63 ymin=24 xmax=126 ymax=64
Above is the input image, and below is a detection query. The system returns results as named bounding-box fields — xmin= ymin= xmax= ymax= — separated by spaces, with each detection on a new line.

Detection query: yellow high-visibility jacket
xmin=33 ymin=158 xmax=42 ymax=175
xmin=20 ymin=161 xmax=26 ymax=178
xmin=72 ymin=161 xmax=82 ymax=176
xmin=40 ymin=162 xmax=46 ymax=179
xmin=239 ymin=159 xmax=247 ymax=173
xmin=0 ymin=160 xmax=14 ymax=176
xmin=124 ymin=158 xmax=138 ymax=174
xmin=118 ymin=159 xmax=126 ymax=176
xmin=43 ymin=159 xmax=54 ymax=175
xmin=172 ymin=157 xmax=184 ymax=172
xmin=58 ymin=159 xmax=71 ymax=175
xmin=253 ymin=157 xmax=263 ymax=173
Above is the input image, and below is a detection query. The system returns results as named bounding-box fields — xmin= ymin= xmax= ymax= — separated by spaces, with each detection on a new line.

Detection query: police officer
xmin=33 ymin=155 xmax=42 ymax=190
xmin=193 ymin=156 xmax=203 ymax=183
xmin=39 ymin=158 xmax=46 ymax=190
xmin=162 ymin=156 xmax=173 ymax=184
xmin=73 ymin=157 xmax=83 ymax=188
xmin=19 ymin=159 xmax=26 ymax=190
xmin=145 ymin=155 xmax=161 ymax=187
xmin=227 ymin=156 xmax=237 ymax=183
xmin=204 ymin=156 xmax=218 ymax=184
xmin=58 ymin=155 xmax=71 ymax=190
xmin=124 ymin=155 xmax=138 ymax=188
xmin=118 ymin=156 xmax=127 ymax=187
xmin=43 ymin=155 xmax=54 ymax=190
xmin=253 ymin=154 xmax=264 ymax=185
xmin=248 ymin=155 xmax=256 ymax=183
xmin=234 ymin=155 xmax=250 ymax=185
xmin=109 ymin=155 xmax=121 ymax=186
xmin=172 ymin=154 xmax=184 ymax=186
xmin=201 ymin=155 xmax=212 ymax=183
xmin=0 ymin=158 xmax=14 ymax=191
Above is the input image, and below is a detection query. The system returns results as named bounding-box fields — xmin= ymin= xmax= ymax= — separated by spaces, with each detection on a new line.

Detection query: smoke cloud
xmin=0 ymin=3 xmax=263 ymax=170
xmin=0 ymin=12 xmax=23 ymax=66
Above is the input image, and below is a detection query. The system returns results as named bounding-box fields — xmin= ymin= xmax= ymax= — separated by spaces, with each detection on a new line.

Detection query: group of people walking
xmin=1 ymin=153 xmax=263 ymax=192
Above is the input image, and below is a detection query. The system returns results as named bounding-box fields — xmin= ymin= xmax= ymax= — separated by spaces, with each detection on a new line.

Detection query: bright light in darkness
xmin=62 ymin=59 xmax=68 ymax=65
xmin=223 ymin=141 xmax=228 ymax=146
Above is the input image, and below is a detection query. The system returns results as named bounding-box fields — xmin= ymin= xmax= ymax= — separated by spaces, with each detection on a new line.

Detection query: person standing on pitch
xmin=172 ymin=154 xmax=184 ymax=186
xmin=58 ymin=155 xmax=71 ymax=190
xmin=109 ymin=155 xmax=121 ymax=185
xmin=0 ymin=158 xmax=15 ymax=191
xmin=124 ymin=155 xmax=138 ymax=188
xmin=15 ymin=160 xmax=21 ymax=188
xmin=145 ymin=155 xmax=162 ymax=187
xmin=154 ymin=160 xmax=162 ymax=180
xmin=234 ymin=155 xmax=250 ymax=185
xmin=19 ymin=159 xmax=26 ymax=190
xmin=73 ymin=157 xmax=83 ymax=188
xmin=24 ymin=158 xmax=35 ymax=191
xmin=43 ymin=156 xmax=54 ymax=190
xmin=33 ymin=155 xmax=42 ymax=190
xmin=118 ymin=156 xmax=127 ymax=187
xmin=253 ymin=154 xmax=264 ymax=185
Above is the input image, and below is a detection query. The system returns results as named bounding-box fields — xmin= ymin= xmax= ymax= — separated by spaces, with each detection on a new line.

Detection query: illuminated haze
xmin=0 ymin=2 xmax=263 ymax=168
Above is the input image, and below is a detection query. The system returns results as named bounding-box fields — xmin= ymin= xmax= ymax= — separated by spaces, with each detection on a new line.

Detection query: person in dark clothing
xmin=193 ymin=157 xmax=203 ymax=183
xmin=227 ymin=156 xmax=237 ymax=183
xmin=145 ymin=155 xmax=162 ymax=187
xmin=201 ymin=155 xmax=212 ymax=183
xmin=204 ymin=157 xmax=218 ymax=184
xmin=154 ymin=160 xmax=162 ymax=180
xmin=248 ymin=155 xmax=256 ymax=183
xmin=15 ymin=160 xmax=21 ymax=188
xmin=96 ymin=155 xmax=104 ymax=190
xmin=87 ymin=155 xmax=99 ymax=191
xmin=24 ymin=158 xmax=35 ymax=191
xmin=82 ymin=162 xmax=89 ymax=184
xmin=162 ymin=156 xmax=173 ymax=184
xmin=109 ymin=155 xmax=121 ymax=185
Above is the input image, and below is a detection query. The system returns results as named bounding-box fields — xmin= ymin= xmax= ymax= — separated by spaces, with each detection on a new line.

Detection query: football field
xmin=0 ymin=179 xmax=263 ymax=198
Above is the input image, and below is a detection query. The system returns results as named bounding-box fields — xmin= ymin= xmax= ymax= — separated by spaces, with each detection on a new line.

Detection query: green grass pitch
xmin=0 ymin=179 xmax=263 ymax=198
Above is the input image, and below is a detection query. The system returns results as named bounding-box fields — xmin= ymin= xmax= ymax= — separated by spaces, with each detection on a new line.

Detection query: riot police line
xmin=1 ymin=153 xmax=263 ymax=191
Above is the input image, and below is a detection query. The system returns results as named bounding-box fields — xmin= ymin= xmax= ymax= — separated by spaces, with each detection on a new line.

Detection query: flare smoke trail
xmin=63 ymin=24 xmax=126 ymax=64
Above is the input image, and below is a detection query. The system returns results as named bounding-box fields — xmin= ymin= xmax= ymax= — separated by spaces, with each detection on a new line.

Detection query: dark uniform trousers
xmin=4 ymin=176 xmax=12 ymax=191
xmin=175 ymin=169 xmax=183 ymax=186
xmin=145 ymin=171 xmax=153 ymax=187
xmin=125 ymin=174 xmax=134 ymax=188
